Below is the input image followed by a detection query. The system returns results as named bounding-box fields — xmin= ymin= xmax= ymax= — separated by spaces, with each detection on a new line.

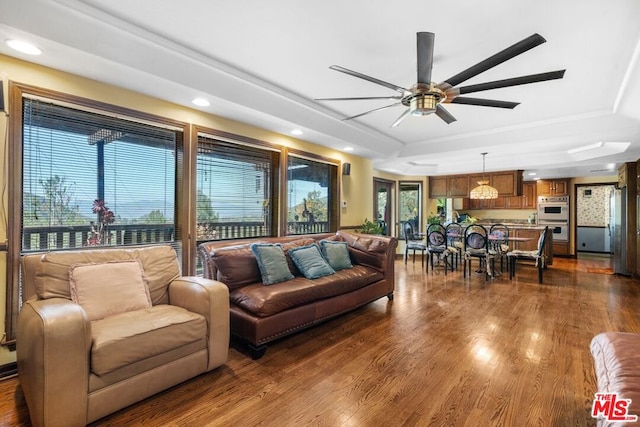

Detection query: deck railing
xmin=22 ymin=220 xmax=330 ymax=252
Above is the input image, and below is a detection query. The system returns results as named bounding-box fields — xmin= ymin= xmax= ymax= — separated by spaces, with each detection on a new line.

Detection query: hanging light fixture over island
xmin=470 ymin=153 xmax=499 ymax=200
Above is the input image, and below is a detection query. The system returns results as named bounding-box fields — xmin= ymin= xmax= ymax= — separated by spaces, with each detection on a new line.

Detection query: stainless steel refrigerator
xmin=610 ymin=188 xmax=629 ymax=275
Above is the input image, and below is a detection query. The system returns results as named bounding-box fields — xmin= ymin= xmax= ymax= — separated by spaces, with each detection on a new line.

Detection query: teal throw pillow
xmin=250 ymin=243 xmax=294 ymax=285
xmin=320 ymin=240 xmax=353 ymax=271
xmin=289 ymin=244 xmax=335 ymax=279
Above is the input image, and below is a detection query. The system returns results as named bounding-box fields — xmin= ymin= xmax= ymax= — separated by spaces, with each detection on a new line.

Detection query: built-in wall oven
xmin=537 ymin=196 xmax=570 ymax=222
xmin=538 ymin=196 xmax=570 ymax=242
xmin=544 ymin=222 xmax=569 ymax=242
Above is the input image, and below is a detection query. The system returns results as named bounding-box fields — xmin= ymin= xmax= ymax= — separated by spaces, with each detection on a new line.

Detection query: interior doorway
xmin=575 ymin=183 xmax=616 ymax=255
xmin=373 ymin=178 xmax=394 ymax=236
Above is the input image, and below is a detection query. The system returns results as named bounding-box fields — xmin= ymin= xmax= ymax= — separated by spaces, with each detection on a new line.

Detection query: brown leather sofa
xmin=198 ymin=230 xmax=398 ymax=359
xmin=17 ymin=245 xmax=230 ymax=427
xmin=590 ymin=332 xmax=640 ymax=425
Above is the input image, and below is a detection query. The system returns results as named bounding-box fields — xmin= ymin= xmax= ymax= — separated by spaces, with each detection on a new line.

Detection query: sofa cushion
xmin=90 ymin=304 xmax=207 ymax=376
xmin=69 ymin=260 xmax=152 ymax=321
xmin=289 ymin=244 xmax=335 ymax=279
xmin=320 ymin=240 xmax=353 ymax=271
xmin=250 ymin=243 xmax=295 ymax=285
xmin=229 ymin=265 xmax=383 ymax=317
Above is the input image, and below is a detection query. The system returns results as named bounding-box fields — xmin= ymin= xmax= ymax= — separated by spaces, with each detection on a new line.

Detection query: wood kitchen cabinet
xmin=429 ymin=176 xmax=448 ymax=198
xmin=448 ymin=176 xmax=469 ymax=197
xmin=522 ymin=181 xmax=537 ymax=209
xmin=491 ymin=170 xmax=523 ymax=196
xmin=429 ymin=170 xmax=522 ymax=199
xmin=537 ymin=179 xmax=569 ymax=196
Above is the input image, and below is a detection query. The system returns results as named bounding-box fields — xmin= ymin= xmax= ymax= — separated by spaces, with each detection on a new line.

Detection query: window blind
xmin=196 ymin=135 xmax=279 ymax=241
xmin=22 ymin=98 xmax=178 ymax=251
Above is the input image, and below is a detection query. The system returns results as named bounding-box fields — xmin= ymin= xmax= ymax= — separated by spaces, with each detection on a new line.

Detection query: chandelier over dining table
xmin=470 ymin=153 xmax=499 ymax=200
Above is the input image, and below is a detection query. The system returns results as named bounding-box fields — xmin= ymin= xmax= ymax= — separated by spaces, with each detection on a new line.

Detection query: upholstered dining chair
xmin=507 ymin=226 xmax=549 ymax=284
xmin=426 ymin=223 xmax=454 ymax=274
xmin=445 ymin=222 xmax=465 ymax=269
xmin=489 ymin=223 xmax=509 ymax=272
xmin=401 ymin=221 xmax=426 ymax=266
xmin=463 ymin=224 xmax=494 ymax=280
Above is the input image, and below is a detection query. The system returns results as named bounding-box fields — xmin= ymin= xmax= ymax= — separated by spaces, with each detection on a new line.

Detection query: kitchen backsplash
xmin=577 ymin=185 xmax=615 ymax=227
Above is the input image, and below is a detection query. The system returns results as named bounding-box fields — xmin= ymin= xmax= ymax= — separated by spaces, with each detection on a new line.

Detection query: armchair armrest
xmin=17 ymin=298 xmax=91 ymax=427
xmin=169 ymin=277 xmax=230 ymax=371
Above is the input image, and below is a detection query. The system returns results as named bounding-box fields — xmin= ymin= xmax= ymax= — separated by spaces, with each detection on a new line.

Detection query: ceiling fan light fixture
xmin=410 ymin=94 xmax=437 ymax=116
xmin=470 ymin=153 xmax=499 ymax=200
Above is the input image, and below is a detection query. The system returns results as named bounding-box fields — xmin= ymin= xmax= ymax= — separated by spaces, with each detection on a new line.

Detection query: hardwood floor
xmin=2 ymin=254 xmax=639 ymax=426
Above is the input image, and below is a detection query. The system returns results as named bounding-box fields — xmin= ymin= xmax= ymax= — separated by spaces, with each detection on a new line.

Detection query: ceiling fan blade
xmin=441 ymin=33 xmax=547 ymax=88
xmin=342 ymin=102 xmax=403 ymax=121
xmin=448 ymin=97 xmax=520 ymax=109
xmin=329 ymin=65 xmax=408 ymax=94
xmin=417 ymin=32 xmax=435 ymax=84
xmin=316 ymin=96 xmax=403 ymax=101
xmin=457 ymin=70 xmax=566 ymax=95
xmin=391 ymin=109 xmax=411 ymax=127
xmin=435 ymin=105 xmax=457 ymax=124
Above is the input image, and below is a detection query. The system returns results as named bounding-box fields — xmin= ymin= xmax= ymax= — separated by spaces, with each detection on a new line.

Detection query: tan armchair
xmin=17 ymin=245 xmax=229 ymax=427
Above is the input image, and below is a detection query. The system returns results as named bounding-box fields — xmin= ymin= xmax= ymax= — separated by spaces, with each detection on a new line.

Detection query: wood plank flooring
xmin=1 ymin=254 xmax=639 ymax=426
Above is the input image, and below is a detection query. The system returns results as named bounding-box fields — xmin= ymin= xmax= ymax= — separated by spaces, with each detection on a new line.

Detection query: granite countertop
xmin=477 ymin=222 xmax=545 ymax=229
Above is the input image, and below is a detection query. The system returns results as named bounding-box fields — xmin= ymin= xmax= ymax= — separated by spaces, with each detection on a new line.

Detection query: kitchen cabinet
xmin=429 ymin=177 xmax=448 ymax=198
xmin=552 ymin=242 xmax=570 ymax=256
xmin=448 ymin=176 xmax=469 ymax=197
xmin=491 ymin=171 xmax=523 ymax=196
xmin=522 ymin=181 xmax=537 ymax=209
xmin=430 ymin=170 xmax=523 ymax=199
xmin=537 ymin=179 xmax=569 ymax=196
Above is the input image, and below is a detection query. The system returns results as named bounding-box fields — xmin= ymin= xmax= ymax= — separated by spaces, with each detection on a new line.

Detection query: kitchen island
xmin=476 ymin=223 xmax=553 ymax=266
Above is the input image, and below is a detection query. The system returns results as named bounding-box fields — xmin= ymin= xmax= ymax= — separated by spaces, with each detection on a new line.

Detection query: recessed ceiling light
xmin=6 ymin=39 xmax=41 ymax=55
xmin=343 ymin=146 xmax=354 ymax=152
xmin=290 ymin=129 xmax=303 ymax=136
xmin=527 ymin=172 xmax=537 ymax=176
xmin=192 ymin=98 xmax=210 ymax=107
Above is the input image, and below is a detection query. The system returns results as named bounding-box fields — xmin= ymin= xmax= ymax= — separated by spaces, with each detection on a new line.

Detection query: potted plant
xmin=357 ymin=218 xmax=384 ymax=235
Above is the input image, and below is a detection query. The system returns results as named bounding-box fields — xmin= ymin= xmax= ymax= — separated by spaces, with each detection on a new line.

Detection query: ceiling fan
xmin=316 ymin=32 xmax=565 ymax=127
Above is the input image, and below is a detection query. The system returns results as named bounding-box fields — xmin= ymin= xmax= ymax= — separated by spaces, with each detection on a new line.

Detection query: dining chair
xmin=507 ymin=226 xmax=549 ymax=284
xmin=445 ymin=222 xmax=465 ymax=269
xmin=426 ymin=223 xmax=453 ymax=274
xmin=463 ymin=224 xmax=494 ymax=280
xmin=401 ymin=221 xmax=426 ymax=266
xmin=489 ymin=223 xmax=509 ymax=272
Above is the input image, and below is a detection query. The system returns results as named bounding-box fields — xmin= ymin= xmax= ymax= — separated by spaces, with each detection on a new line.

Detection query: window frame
xmin=4 ymin=82 xmax=188 ymax=345
xmin=399 ymin=181 xmax=423 ymax=238
xmin=284 ymin=149 xmax=340 ymax=236
xmin=194 ymin=127 xmax=281 ymax=242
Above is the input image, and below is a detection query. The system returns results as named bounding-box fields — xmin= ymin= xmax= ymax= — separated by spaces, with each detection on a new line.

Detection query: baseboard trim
xmin=0 ymin=362 xmax=17 ymax=380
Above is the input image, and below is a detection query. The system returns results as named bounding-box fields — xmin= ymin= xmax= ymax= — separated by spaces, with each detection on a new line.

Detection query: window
xmin=21 ymin=98 xmax=179 ymax=251
xmin=373 ymin=178 xmax=394 ymax=236
xmin=196 ymin=134 xmax=279 ymax=241
xmin=287 ymin=155 xmax=338 ymax=235
xmin=399 ymin=181 xmax=422 ymax=238
xmin=6 ymin=87 xmax=184 ymax=345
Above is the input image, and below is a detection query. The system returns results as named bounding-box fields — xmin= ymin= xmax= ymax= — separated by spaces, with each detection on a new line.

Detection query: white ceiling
xmin=2 ymin=0 xmax=640 ymax=179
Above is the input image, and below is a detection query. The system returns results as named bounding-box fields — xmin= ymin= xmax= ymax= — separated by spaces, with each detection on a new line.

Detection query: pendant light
xmin=470 ymin=153 xmax=499 ymax=200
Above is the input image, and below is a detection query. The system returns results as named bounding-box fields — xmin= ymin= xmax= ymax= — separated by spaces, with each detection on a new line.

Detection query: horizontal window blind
xmin=197 ymin=135 xmax=279 ymax=241
xmin=22 ymin=98 xmax=178 ymax=251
